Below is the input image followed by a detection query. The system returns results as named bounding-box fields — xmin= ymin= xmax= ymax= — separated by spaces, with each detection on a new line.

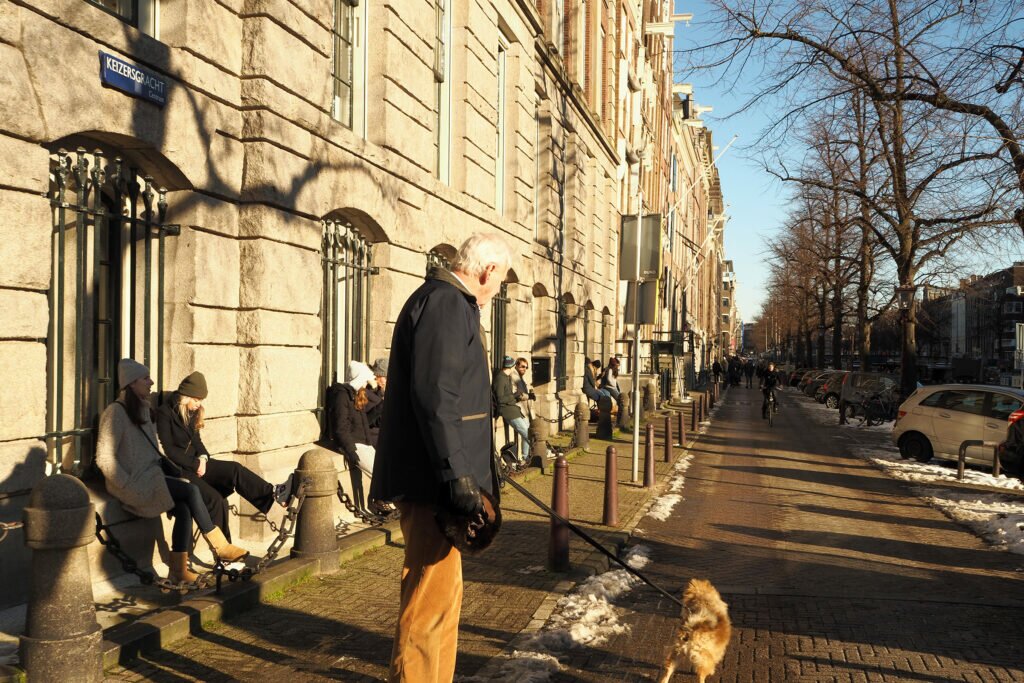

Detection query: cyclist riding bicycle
xmin=760 ymin=361 xmax=781 ymax=420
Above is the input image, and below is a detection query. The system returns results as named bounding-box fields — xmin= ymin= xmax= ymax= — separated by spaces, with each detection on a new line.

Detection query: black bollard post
xmin=574 ymin=400 xmax=590 ymax=449
xmin=643 ymin=421 xmax=655 ymax=488
xmin=618 ymin=391 xmax=632 ymax=431
xmin=529 ymin=418 xmax=549 ymax=473
xmin=20 ymin=475 xmax=102 ymax=683
xmin=664 ymin=414 xmax=673 ymax=463
xmin=596 ymin=395 xmax=614 ymax=440
xmin=677 ymin=409 xmax=686 ymax=447
xmin=691 ymin=398 xmax=698 ymax=432
xmin=549 ymin=455 xmax=570 ymax=572
xmin=291 ymin=449 xmax=340 ymax=572
xmin=603 ymin=446 xmax=619 ymax=526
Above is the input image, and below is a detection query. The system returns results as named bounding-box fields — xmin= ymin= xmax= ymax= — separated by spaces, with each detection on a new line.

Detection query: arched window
xmin=47 ymin=147 xmax=181 ymax=475
xmin=321 ymin=217 xmax=376 ymax=390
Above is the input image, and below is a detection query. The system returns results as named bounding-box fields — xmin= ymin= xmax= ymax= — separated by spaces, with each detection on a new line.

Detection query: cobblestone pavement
xmin=108 ymin=389 xmax=1024 ymax=682
xmin=106 ymin=419 xmax=682 ymax=682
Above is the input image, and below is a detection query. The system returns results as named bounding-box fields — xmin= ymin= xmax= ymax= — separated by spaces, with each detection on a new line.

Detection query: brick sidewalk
xmin=107 ymin=386 xmax=1024 ymax=682
xmin=548 ymin=386 xmax=1024 ymax=682
xmin=106 ymin=402 xmax=698 ymax=682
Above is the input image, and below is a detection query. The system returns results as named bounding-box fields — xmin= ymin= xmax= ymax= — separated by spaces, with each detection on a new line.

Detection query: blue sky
xmin=673 ymin=1 xmax=789 ymax=323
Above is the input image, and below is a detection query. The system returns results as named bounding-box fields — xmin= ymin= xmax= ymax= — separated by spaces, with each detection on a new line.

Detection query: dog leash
xmin=502 ymin=474 xmax=683 ymax=608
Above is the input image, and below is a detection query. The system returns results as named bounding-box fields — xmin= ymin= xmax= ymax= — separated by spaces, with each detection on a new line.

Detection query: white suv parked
xmin=891 ymin=384 xmax=1024 ymax=466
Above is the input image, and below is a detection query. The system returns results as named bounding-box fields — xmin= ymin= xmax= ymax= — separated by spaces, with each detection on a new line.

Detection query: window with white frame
xmin=435 ymin=0 xmax=452 ymax=182
xmin=86 ymin=0 xmax=157 ymax=37
xmin=554 ymin=0 xmax=565 ymax=54
xmin=496 ymin=39 xmax=507 ymax=214
xmin=332 ymin=0 xmax=366 ymax=133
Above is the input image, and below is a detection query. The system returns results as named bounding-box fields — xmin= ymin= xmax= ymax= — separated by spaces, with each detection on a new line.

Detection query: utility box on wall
xmin=532 ymin=356 xmax=552 ymax=386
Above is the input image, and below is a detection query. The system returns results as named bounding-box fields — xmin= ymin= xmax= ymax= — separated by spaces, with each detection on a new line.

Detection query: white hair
xmin=451 ymin=233 xmax=513 ymax=278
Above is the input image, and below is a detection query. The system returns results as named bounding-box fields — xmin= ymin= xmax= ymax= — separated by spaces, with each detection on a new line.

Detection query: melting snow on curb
xmin=474 ymin=545 xmax=653 ymax=681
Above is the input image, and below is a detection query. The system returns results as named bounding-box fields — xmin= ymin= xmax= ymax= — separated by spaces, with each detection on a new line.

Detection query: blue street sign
xmin=99 ymin=51 xmax=167 ymax=107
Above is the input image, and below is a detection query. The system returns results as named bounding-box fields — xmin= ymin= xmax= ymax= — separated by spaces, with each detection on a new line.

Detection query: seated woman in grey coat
xmin=96 ymin=359 xmax=249 ymax=585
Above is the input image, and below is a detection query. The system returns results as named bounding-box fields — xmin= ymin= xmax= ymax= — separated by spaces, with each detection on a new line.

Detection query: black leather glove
xmin=442 ymin=476 xmax=483 ymax=517
xmin=528 ymin=391 xmax=536 ymax=401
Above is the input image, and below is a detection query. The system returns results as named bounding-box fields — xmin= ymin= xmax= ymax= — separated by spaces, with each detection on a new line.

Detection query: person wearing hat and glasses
xmin=156 ymin=371 xmax=293 ymax=543
xmin=493 ymin=355 xmax=530 ymax=466
xmin=96 ymin=359 xmax=249 ymax=585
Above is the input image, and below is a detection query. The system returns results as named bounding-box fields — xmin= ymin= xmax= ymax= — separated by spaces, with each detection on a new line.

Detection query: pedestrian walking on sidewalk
xmin=370 ymin=233 xmax=512 ymax=683
xmin=743 ymin=360 xmax=755 ymax=388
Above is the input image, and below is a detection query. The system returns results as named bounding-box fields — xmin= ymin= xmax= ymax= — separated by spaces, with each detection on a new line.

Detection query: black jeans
xmin=165 ymin=476 xmax=215 ymax=552
xmin=182 ymin=460 xmax=275 ymax=541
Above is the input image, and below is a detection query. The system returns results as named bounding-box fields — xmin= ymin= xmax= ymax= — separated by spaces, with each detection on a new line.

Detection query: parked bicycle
xmin=858 ymin=390 xmax=897 ymax=427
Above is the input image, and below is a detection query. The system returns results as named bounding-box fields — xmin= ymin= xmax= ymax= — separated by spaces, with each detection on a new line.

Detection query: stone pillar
xmin=618 ymin=391 xmax=632 ymax=431
xmin=291 ymin=449 xmax=340 ymax=572
xmin=646 ymin=381 xmax=658 ymax=413
xmin=574 ymin=400 xmax=589 ymax=449
xmin=20 ymin=475 xmax=102 ymax=683
xmin=528 ymin=417 xmax=549 ymax=468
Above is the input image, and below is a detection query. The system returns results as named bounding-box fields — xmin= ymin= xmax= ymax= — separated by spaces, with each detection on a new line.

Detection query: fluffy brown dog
xmin=656 ymin=579 xmax=731 ymax=683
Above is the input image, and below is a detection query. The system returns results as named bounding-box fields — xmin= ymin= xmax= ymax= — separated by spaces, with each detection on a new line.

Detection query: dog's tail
xmin=682 ymin=578 xmax=729 ymax=629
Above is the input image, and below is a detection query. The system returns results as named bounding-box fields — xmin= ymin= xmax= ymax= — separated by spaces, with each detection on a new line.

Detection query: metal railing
xmin=957 ymin=439 xmax=1003 ymax=480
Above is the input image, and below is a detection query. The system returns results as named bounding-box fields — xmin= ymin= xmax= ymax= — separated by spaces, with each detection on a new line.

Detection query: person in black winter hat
xmin=156 ymin=371 xmax=293 ymax=542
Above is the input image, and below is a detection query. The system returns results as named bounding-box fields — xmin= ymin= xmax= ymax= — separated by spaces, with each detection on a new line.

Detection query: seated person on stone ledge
xmin=96 ymin=359 xmax=249 ymax=585
xmin=327 ymin=361 xmax=387 ymax=514
xmin=156 ymin=371 xmax=293 ymax=544
xmin=583 ymin=358 xmax=611 ymax=404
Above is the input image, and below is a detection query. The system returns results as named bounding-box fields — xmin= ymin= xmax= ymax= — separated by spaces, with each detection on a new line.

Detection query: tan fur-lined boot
xmin=167 ymin=551 xmax=200 ymax=584
xmin=202 ymin=526 xmax=248 ymax=563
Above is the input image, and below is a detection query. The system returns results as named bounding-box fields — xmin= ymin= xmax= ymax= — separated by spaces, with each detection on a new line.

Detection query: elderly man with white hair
xmin=371 ymin=232 xmax=513 ymax=682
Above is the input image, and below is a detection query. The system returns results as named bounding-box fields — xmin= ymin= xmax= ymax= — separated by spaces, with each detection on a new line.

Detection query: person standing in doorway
xmin=493 ymin=355 xmax=531 ymax=466
xmin=513 ymin=357 xmax=535 ymax=420
xmin=370 ymin=233 xmax=513 ymax=682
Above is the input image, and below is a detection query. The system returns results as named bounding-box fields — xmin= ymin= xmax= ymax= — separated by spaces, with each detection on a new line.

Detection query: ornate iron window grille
xmin=46 ymin=147 xmax=179 ymax=476
xmin=320 ymin=219 xmax=376 ymax=420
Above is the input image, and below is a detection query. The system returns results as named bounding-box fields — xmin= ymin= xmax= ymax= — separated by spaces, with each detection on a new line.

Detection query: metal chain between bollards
xmin=0 ymin=521 xmax=23 ymax=543
xmin=335 ymin=481 xmax=399 ymax=527
xmin=94 ymin=513 xmax=209 ymax=594
xmin=214 ymin=477 xmax=312 ymax=591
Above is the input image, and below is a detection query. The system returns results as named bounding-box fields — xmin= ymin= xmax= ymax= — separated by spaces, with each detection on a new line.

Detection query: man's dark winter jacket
xmin=370 ymin=268 xmax=496 ymax=505
xmin=328 ymin=382 xmax=375 ymax=464
xmin=492 ymin=369 xmax=523 ymax=422
xmin=155 ymin=393 xmax=209 ymax=473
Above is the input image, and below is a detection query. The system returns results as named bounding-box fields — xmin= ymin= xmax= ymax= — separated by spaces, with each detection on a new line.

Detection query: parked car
xmin=840 ymin=372 xmax=899 ymax=407
xmin=818 ymin=372 xmax=849 ymax=409
xmin=789 ymin=367 xmax=815 ymax=387
xmin=891 ymin=384 xmax=1024 ymax=467
xmin=803 ymin=370 xmax=842 ymax=398
xmin=796 ymin=370 xmax=820 ymax=392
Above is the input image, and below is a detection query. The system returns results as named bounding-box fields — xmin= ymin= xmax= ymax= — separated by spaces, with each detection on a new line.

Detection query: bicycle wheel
xmin=768 ymin=401 xmax=774 ymax=427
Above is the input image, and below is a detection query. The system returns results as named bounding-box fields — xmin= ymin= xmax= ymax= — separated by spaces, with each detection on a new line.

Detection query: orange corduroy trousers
xmin=388 ymin=501 xmax=463 ymax=683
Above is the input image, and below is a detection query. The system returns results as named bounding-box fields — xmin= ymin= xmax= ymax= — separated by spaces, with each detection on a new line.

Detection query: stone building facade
xmin=0 ymin=0 xmax=725 ymax=608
